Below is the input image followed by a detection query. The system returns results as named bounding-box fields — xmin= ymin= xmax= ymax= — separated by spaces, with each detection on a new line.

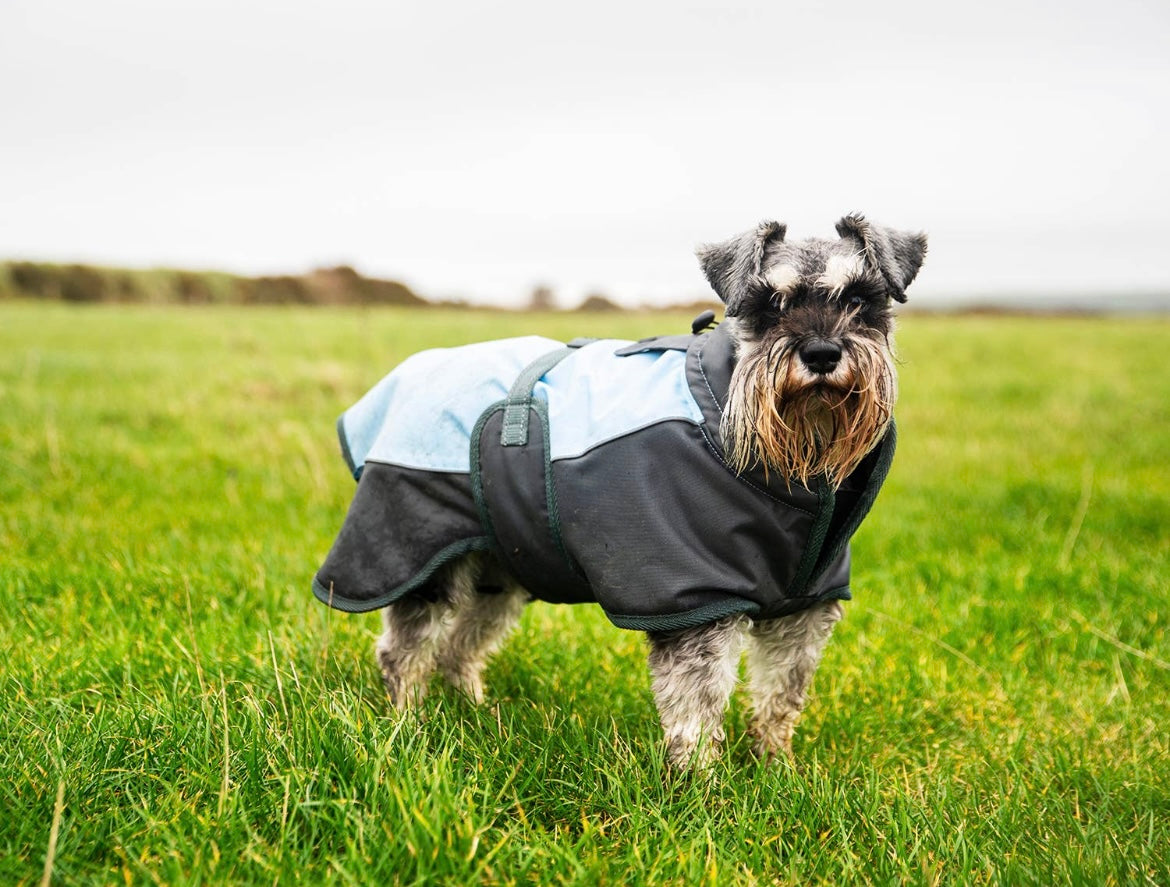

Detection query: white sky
xmin=2 ymin=0 xmax=1168 ymax=307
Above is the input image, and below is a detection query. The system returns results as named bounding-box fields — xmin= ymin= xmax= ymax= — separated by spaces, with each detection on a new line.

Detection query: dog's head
xmin=697 ymin=214 xmax=927 ymax=487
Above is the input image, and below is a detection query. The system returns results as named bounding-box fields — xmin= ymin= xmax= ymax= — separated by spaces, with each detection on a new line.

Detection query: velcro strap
xmin=613 ymin=334 xmax=694 ymax=356
xmin=500 ymin=346 xmax=578 ymax=446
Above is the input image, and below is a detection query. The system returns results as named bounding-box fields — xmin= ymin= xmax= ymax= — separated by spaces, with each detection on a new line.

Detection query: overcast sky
xmin=2 ymin=0 xmax=1167 ymax=307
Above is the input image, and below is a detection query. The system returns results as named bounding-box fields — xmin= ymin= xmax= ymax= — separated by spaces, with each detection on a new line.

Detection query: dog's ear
xmin=835 ymin=213 xmax=927 ymax=303
xmin=696 ymin=220 xmax=786 ymax=316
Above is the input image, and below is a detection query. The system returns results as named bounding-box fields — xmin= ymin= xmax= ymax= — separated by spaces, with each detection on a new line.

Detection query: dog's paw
xmin=665 ymin=729 xmax=725 ymax=772
xmin=380 ymin=669 xmax=428 ymax=710
xmin=750 ymin=737 xmax=796 ymax=766
xmin=748 ymin=711 xmax=801 ymax=764
xmin=442 ymin=669 xmax=486 ymax=705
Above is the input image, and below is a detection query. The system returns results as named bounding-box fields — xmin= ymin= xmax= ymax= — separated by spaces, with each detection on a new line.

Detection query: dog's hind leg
xmin=647 ymin=616 xmax=746 ymax=769
xmin=746 ymin=599 xmax=843 ymax=760
xmin=436 ymin=567 xmax=528 ymax=704
xmin=375 ymin=554 xmax=484 ymax=709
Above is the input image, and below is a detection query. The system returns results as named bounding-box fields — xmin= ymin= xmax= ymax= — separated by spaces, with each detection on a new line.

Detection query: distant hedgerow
xmin=0 ymin=260 xmax=428 ymax=306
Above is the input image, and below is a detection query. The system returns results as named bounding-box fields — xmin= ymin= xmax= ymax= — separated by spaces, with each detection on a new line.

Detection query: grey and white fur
xmin=374 ymin=215 xmax=926 ymax=768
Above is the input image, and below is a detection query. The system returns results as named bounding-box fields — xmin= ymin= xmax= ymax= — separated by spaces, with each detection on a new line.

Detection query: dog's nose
xmin=799 ymin=339 xmax=842 ymax=375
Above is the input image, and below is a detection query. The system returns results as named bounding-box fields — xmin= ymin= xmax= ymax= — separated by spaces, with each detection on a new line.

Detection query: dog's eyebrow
xmin=817 ymin=253 xmax=864 ymax=295
xmin=764 ymin=264 xmax=801 ymax=296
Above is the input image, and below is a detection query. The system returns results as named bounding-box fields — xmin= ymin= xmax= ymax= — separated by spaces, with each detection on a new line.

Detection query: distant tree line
xmin=0 ymin=262 xmax=428 ymax=306
xmin=0 ymin=260 xmax=709 ymax=312
xmin=526 ymin=284 xmax=623 ymax=313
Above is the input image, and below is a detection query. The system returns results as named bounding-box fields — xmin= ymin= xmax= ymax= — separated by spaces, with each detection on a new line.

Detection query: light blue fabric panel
xmin=535 ymin=339 xmax=705 ymax=461
xmin=342 ymin=336 xmax=562 ymax=473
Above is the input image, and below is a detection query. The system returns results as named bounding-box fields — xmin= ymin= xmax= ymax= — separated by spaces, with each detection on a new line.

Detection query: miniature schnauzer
xmin=314 ymin=214 xmax=927 ymax=769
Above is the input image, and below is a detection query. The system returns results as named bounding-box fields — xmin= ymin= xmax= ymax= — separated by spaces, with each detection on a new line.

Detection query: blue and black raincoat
xmin=313 ymin=323 xmax=895 ymax=631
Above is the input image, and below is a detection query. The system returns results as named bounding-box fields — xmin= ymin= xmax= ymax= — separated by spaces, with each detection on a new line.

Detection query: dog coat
xmin=313 ymin=323 xmax=896 ymax=631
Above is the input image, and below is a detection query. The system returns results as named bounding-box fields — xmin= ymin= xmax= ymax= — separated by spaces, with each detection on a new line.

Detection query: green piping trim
xmin=501 ymin=346 xmax=577 ymax=446
xmin=755 ymin=585 xmax=853 ymax=620
xmin=786 ymin=481 xmax=836 ymax=598
xmin=312 ymin=536 xmax=493 ymax=613
xmin=809 ymin=421 xmax=898 ymax=585
xmin=469 ymin=400 xmax=506 ymax=558
xmin=608 ymin=598 xmax=760 ymax=632
xmin=532 ymin=397 xmax=587 ymax=581
xmin=480 ymin=344 xmax=589 ymax=584
xmin=784 ymin=421 xmax=898 ymax=598
xmin=817 ymin=584 xmax=852 ymax=601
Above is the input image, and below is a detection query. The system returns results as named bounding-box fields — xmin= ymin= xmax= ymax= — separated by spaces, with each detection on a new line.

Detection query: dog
xmin=313 ymin=214 xmax=926 ymax=768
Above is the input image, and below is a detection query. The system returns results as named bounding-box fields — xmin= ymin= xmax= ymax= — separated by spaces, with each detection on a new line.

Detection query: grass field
xmin=2 ymin=301 xmax=1168 ymax=885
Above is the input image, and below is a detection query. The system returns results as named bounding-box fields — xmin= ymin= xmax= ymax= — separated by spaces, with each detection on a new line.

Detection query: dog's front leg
xmin=746 ymin=599 xmax=843 ymax=760
xmin=647 ymin=616 xmax=745 ymax=770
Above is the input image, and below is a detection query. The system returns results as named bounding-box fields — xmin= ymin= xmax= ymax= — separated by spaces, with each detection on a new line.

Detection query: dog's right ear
xmin=696 ymin=221 xmax=786 ymax=316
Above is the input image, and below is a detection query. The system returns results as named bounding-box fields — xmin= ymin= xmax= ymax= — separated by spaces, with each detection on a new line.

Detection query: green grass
xmin=2 ymin=302 xmax=1167 ymax=885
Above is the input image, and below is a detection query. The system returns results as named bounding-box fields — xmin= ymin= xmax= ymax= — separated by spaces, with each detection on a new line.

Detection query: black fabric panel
xmin=552 ymin=420 xmax=821 ymax=622
xmin=685 ymin=326 xmax=735 ymax=434
xmin=814 ymin=547 xmax=851 ymax=597
xmin=476 ymin=405 xmax=595 ymax=604
xmin=826 ymin=472 xmax=865 ymax=547
xmin=314 ymin=462 xmax=488 ymax=611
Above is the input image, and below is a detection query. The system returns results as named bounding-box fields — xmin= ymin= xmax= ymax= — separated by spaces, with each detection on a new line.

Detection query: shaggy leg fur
xmin=375 ymin=555 xmax=484 ymax=708
xmin=746 ymin=599 xmax=843 ymax=760
xmin=647 ymin=616 xmax=746 ymax=769
xmin=436 ymin=563 xmax=529 ymax=704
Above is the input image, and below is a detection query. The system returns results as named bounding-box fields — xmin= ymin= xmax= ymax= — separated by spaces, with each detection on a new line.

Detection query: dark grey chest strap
xmin=500 ymin=338 xmax=597 ymax=446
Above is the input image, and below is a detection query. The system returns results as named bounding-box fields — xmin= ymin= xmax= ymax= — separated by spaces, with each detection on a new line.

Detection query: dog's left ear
xmin=696 ymin=220 xmax=786 ymax=316
xmin=835 ymin=213 xmax=928 ymax=303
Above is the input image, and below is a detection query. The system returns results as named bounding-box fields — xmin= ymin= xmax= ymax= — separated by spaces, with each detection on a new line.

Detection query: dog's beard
xmin=722 ymin=334 xmax=896 ymax=489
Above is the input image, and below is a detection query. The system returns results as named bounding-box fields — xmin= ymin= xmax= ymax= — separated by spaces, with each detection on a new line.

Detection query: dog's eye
xmin=771 ymin=285 xmax=807 ymax=309
xmin=841 ymin=284 xmax=880 ymax=309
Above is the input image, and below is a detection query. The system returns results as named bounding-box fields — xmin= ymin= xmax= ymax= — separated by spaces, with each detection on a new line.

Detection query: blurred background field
xmin=1 ymin=301 xmax=1167 ymax=884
